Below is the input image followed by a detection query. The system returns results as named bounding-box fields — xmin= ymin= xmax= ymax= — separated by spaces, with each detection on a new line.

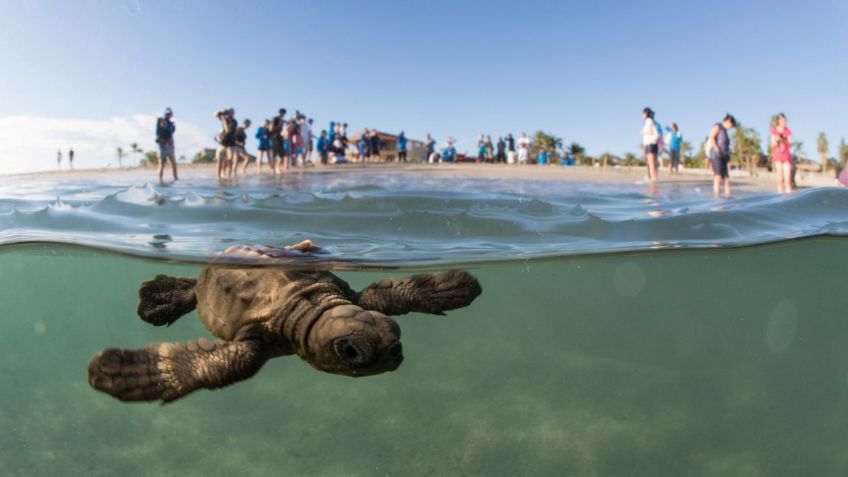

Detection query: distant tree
xmin=840 ymin=138 xmax=848 ymax=167
xmin=129 ymin=142 xmax=143 ymax=166
xmin=817 ymin=133 xmax=829 ymax=172
xmin=621 ymin=152 xmax=640 ymax=167
xmin=140 ymin=151 xmax=158 ymax=167
xmin=116 ymin=147 xmax=125 ymax=168
xmin=532 ymin=131 xmax=563 ymax=164
xmin=567 ymin=142 xmax=587 ymax=165
xmin=732 ymin=122 xmax=762 ymax=176
xmin=679 ymin=140 xmax=692 ymax=162
xmin=192 ymin=149 xmax=215 ymax=164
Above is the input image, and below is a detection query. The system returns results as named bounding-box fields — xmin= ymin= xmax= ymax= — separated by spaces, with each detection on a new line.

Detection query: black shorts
xmin=644 ymin=143 xmax=658 ymax=155
xmin=710 ymin=153 xmax=729 ymax=178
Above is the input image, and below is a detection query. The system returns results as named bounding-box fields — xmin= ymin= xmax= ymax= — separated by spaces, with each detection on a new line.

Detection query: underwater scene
xmin=2 ymin=169 xmax=848 ymax=476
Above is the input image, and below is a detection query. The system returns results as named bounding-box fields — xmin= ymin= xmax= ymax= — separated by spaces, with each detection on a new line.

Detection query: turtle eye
xmin=334 ymin=339 xmax=368 ymax=365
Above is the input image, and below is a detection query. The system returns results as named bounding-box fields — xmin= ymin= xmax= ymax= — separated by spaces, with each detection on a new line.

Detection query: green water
xmin=2 ymin=239 xmax=847 ymax=476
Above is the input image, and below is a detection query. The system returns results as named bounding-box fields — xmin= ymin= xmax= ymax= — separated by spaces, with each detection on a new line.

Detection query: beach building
xmin=347 ymin=131 xmax=426 ymax=162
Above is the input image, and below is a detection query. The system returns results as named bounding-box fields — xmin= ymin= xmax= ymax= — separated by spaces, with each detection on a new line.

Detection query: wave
xmin=0 ymin=172 xmax=847 ymax=268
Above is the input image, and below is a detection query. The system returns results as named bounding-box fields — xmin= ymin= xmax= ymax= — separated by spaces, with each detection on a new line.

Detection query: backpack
xmin=155 ymin=119 xmax=171 ymax=145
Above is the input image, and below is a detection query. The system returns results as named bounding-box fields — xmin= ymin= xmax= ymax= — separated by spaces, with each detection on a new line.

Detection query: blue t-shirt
xmin=442 ymin=147 xmax=456 ymax=162
xmin=255 ymin=127 xmax=270 ymax=150
xmin=537 ymin=151 xmax=548 ymax=165
xmin=317 ymin=137 xmax=328 ymax=154
xmin=397 ymin=136 xmax=407 ymax=152
xmin=665 ymin=127 xmax=682 ymax=151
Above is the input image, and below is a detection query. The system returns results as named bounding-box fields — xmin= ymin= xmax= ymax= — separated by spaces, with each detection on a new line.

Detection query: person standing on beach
xmin=397 ymin=131 xmax=408 ymax=162
xmin=707 ymin=113 xmax=737 ymax=198
xmin=425 ymin=133 xmax=436 ymax=163
xmin=255 ymin=119 xmax=271 ymax=174
xmin=317 ymin=130 xmax=329 ymax=165
xmin=156 ymin=107 xmax=178 ymax=182
xmin=641 ymin=107 xmax=660 ymax=182
xmin=506 ymin=134 xmax=516 ymax=164
xmin=270 ymin=108 xmax=286 ymax=174
xmin=517 ymin=132 xmax=530 ymax=165
xmin=57 ymin=150 xmax=62 ymax=170
xmin=370 ymin=130 xmax=381 ymax=162
xmin=214 ymin=108 xmax=236 ymax=179
xmin=68 ymin=148 xmax=74 ymax=170
xmin=304 ymin=118 xmax=315 ymax=164
xmin=770 ymin=113 xmax=793 ymax=194
xmin=665 ymin=123 xmax=682 ymax=174
xmin=496 ymin=137 xmax=506 ymax=164
xmin=233 ymin=118 xmax=251 ymax=176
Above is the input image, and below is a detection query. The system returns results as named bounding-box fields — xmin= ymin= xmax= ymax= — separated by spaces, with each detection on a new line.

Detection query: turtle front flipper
xmin=87 ymin=338 xmax=269 ymax=403
xmin=353 ymin=270 xmax=482 ymax=316
xmin=137 ymin=275 xmax=198 ymax=326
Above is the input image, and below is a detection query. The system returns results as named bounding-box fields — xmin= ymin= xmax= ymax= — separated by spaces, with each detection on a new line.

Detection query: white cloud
xmin=0 ymin=114 xmax=211 ymax=174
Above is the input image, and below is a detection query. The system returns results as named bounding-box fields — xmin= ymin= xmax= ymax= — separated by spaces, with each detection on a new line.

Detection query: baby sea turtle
xmin=87 ymin=241 xmax=482 ymax=403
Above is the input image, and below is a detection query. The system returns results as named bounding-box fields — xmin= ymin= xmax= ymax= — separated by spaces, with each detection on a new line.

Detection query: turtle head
xmin=305 ymin=305 xmax=403 ymax=377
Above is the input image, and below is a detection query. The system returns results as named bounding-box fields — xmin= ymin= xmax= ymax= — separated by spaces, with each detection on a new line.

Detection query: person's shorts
xmin=669 ymin=149 xmax=680 ymax=164
xmin=295 ymin=147 xmax=304 ymax=155
xmin=709 ymin=152 xmax=729 ymax=178
xmin=233 ymin=146 xmax=245 ymax=155
xmin=258 ymin=144 xmax=270 ymax=151
xmin=215 ymin=145 xmax=233 ymax=161
xmin=307 ymin=142 xmax=313 ymax=151
xmin=773 ymin=153 xmax=792 ymax=164
xmin=644 ymin=143 xmax=659 ymax=155
xmin=158 ymin=145 xmax=175 ymax=160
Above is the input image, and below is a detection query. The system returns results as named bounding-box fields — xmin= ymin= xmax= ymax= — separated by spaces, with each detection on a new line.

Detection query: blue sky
xmin=1 ymin=0 xmax=847 ymax=172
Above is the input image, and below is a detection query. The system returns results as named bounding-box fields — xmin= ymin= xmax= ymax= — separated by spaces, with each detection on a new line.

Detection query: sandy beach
xmin=7 ymin=162 xmax=840 ymax=192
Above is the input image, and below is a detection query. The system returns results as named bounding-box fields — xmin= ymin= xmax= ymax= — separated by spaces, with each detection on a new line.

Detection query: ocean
xmin=1 ymin=167 xmax=847 ymax=476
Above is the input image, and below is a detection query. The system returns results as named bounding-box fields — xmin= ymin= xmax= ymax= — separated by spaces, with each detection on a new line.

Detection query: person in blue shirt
xmin=316 ymin=130 xmax=329 ymax=165
xmin=441 ymin=139 xmax=456 ymax=163
xmin=155 ymin=107 xmax=177 ymax=182
xmin=537 ymin=148 xmax=548 ymax=165
xmin=254 ymin=119 xmax=271 ymax=174
xmin=357 ymin=134 xmax=367 ymax=162
xmin=397 ymin=131 xmax=408 ymax=162
xmin=665 ymin=123 xmax=683 ymax=174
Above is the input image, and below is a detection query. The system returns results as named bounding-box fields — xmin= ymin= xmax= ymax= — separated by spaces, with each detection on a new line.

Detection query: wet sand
xmin=6 ymin=162 xmax=840 ymax=191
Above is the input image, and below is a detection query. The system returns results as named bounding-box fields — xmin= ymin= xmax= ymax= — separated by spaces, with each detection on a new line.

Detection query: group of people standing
xmin=641 ymin=107 xmax=812 ymax=197
xmin=473 ymin=133 xmax=532 ymax=164
xmin=56 ymin=148 xmax=75 ymax=171
xmin=643 ymin=107 xmax=741 ymax=197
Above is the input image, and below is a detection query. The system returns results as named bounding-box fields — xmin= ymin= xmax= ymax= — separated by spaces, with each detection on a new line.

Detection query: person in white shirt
xmin=517 ymin=132 xmax=530 ymax=165
xmin=640 ymin=107 xmax=660 ymax=182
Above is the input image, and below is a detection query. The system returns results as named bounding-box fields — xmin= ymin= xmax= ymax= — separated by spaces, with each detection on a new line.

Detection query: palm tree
xmin=116 ymin=147 xmax=125 ymax=168
xmin=817 ymin=133 xmax=829 ymax=172
xmin=567 ymin=142 xmax=586 ymax=164
xmin=129 ymin=143 xmax=142 ymax=167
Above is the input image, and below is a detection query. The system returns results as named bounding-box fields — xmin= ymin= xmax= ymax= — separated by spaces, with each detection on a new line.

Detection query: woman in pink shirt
xmin=770 ymin=113 xmax=793 ymax=193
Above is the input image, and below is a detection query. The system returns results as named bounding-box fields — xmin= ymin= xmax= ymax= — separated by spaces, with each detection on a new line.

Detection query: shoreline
xmin=5 ymin=162 xmax=841 ymax=191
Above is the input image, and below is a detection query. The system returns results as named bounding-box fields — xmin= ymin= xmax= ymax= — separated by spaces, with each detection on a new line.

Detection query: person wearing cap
xmin=155 ymin=107 xmax=178 ymax=182
xmin=707 ymin=113 xmax=737 ymax=198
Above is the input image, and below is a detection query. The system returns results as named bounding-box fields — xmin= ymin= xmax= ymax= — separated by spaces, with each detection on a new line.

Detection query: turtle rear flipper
xmin=87 ymin=338 xmax=268 ymax=403
xmin=138 ymin=275 xmax=198 ymax=326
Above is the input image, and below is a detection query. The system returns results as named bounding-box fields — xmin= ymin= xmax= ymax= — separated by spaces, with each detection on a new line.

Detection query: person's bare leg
xmin=713 ymin=175 xmax=721 ymax=198
xmin=782 ymin=162 xmax=793 ymax=193
xmin=157 ymin=154 xmax=165 ymax=183
xmin=723 ymin=178 xmax=731 ymax=197
xmin=170 ymin=157 xmax=178 ymax=181
xmin=647 ymin=153 xmax=658 ymax=182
